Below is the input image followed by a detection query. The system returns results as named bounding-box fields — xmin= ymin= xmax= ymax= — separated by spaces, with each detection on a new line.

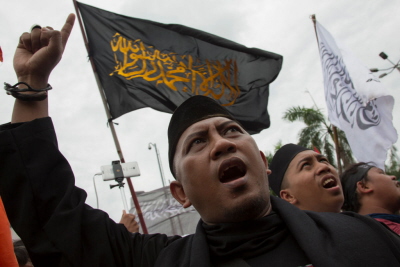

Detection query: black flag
xmin=77 ymin=2 xmax=283 ymax=133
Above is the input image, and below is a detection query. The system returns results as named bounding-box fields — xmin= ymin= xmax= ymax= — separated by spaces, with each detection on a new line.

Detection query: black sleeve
xmin=0 ymin=118 xmax=180 ymax=267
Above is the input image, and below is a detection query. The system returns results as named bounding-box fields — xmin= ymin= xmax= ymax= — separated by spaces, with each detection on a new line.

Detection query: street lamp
xmin=369 ymin=51 xmax=400 ymax=78
xmin=148 ymin=142 xmax=167 ymax=187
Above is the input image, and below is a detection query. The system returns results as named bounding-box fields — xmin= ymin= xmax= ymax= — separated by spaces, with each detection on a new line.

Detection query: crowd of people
xmin=0 ymin=12 xmax=399 ymax=267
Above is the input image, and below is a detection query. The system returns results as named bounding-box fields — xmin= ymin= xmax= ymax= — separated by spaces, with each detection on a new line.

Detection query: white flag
xmin=130 ymin=186 xmax=200 ymax=235
xmin=315 ymin=21 xmax=398 ymax=170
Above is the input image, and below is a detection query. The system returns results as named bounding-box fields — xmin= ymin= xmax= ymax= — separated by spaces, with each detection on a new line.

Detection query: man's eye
xmin=225 ymin=126 xmax=241 ymax=135
xmin=301 ymin=162 xmax=310 ymax=169
xmin=188 ymin=138 xmax=205 ymax=149
xmin=192 ymin=139 xmax=203 ymax=145
xmin=320 ymin=158 xmax=329 ymax=163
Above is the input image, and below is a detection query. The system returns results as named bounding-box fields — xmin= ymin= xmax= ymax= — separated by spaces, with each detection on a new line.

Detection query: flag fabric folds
xmin=77 ymin=2 xmax=283 ymax=134
xmin=315 ymin=21 xmax=398 ymax=169
xmin=130 ymin=186 xmax=200 ymax=236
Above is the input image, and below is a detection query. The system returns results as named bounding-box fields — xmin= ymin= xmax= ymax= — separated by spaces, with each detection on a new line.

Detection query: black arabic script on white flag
xmin=320 ymin=42 xmax=381 ymax=130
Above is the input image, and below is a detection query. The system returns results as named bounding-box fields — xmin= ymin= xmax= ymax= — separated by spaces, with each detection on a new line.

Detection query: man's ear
xmin=356 ymin=181 xmax=373 ymax=194
xmin=170 ymin=180 xmax=192 ymax=208
xmin=280 ymin=189 xmax=297 ymax=205
xmin=259 ymin=151 xmax=271 ymax=175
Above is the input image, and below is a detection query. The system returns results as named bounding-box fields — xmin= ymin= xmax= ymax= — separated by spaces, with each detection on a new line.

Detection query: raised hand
xmin=10 ymin=14 xmax=75 ymax=123
xmin=13 ymin=13 xmax=75 ymax=86
xmin=119 ymin=210 xmax=139 ymax=233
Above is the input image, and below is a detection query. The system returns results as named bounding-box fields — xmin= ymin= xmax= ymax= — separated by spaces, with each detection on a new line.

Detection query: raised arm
xmin=11 ymin=13 xmax=75 ymax=123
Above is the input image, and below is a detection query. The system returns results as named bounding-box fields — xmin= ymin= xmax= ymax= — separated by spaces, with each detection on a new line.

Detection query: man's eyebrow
xmin=181 ymin=120 xmax=239 ymax=149
xmin=315 ymin=154 xmax=327 ymax=160
xmin=183 ymin=130 xmax=208 ymax=146
xmin=296 ymin=153 xmax=328 ymax=168
xmin=296 ymin=155 xmax=313 ymax=168
xmin=216 ymin=120 xmax=239 ymax=131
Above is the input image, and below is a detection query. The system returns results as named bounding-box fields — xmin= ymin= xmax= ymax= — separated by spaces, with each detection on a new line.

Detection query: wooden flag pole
xmin=310 ymin=14 xmax=342 ymax=175
xmin=332 ymin=126 xmax=343 ymax=176
xmin=72 ymin=0 xmax=148 ymax=234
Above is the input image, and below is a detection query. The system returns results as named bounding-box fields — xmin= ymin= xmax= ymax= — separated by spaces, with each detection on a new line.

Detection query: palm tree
xmin=264 ymin=140 xmax=283 ymax=164
xmin=283 ymin=106 xmax=355 ymax=171
xmin=386 ymin=146 xmax=400 ymax=177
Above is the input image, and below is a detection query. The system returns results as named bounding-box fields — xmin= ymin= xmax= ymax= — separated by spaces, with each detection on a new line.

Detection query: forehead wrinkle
xmin=295 ymin=152 xmax=326 ymax=168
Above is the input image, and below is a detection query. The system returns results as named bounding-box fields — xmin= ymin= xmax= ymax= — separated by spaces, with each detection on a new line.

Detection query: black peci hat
xmin=168 ymin=95 xmax=237 ymax=178
xmin=268 ymin=144 xmax=310 ymax=196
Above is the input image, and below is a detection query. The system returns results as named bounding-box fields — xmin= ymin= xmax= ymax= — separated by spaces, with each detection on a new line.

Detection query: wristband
xmin=4 ymin=82 xmax=52 ymax=101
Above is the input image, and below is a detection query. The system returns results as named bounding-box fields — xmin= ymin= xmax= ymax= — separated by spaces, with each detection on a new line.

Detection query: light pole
xmin=370 ymin=51 xmax=400 ymax=78
xmin=148 ymin=142 xmax=167 ymax=187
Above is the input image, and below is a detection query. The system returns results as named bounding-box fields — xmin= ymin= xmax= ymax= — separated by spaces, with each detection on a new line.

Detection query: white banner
xmin=130 ymin=186 xmax=200 ymax=236
xmin=315 ymin=21 xmax=398 ymax=170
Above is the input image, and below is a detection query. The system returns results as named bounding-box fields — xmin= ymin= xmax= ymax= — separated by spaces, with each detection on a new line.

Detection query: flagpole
xmin=73 ymin=0 xmax=148 ymax=234
xmin=310 ymin=14 xmax=342 ymax=175
xmin=332 ymin=126 xmax=343 ymax=175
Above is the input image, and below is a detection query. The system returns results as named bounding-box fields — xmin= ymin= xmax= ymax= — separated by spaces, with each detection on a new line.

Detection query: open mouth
xmin=322 ymin=177 xmax=337 ymax=189
xmin=219 ymin=158 xmax=247 ymax=183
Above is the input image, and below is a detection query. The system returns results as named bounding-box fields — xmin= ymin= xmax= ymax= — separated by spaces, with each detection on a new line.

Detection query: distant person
xmin=269 ymin=144 xmax=344 ymax=213
xmin=119 ymin=210 xmax=139 ymax=233
xmin=341 ymin=162 xmax=400 ymax=234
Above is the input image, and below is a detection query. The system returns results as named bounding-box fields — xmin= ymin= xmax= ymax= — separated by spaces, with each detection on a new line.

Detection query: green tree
xmin=386 ymin=146 xmax=400 ymax=178
xmin=283 ymin=106 xmax=355 ymax=171
xmin=264 ymin=140 xmax=283 ymax=164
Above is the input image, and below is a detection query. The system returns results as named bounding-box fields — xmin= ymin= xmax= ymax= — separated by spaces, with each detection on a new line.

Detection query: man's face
xmin=365 ymin=167 xmax=400 ymax=213
xmin=281 ymin=150 xmax=343 ymax=212
xmin=172 ymin=117 xmax=271 ymax=224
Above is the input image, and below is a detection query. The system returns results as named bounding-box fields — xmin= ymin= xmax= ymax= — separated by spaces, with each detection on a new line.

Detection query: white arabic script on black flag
xmin=316 ymin=21 xmax=397 ymax=169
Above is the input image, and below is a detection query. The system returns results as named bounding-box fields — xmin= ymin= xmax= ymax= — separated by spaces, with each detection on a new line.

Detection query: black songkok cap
xmin=268 ymin=143 xmax=310 ymax=196
xmin=168 ymin=95 xmax=236 ymax=178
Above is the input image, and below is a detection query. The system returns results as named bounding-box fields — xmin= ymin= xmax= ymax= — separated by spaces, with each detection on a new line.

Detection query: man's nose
xmin=210 ymin=137 xmax=237 ymax=160
xmin=315 ymin=161 xmax=331 ymax=174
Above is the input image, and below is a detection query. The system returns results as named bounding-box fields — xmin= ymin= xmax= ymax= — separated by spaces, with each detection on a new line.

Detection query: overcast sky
xmin=1 ymin=0 xmax=399 ymax=223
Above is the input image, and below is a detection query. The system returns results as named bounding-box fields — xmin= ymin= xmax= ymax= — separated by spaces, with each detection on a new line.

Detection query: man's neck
xmin=358 ymin=204 xmax=396 ymax=215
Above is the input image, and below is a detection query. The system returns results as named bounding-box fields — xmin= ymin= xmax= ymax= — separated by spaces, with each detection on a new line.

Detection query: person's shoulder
xmin=271 ymin=196 xmax=382 ymax=228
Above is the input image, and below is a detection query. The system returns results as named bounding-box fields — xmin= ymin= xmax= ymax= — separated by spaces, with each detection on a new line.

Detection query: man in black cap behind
xmin=2 ymin=13 xmax=400 ymax=267
xmin=268 ymin=144 xmax=344 ymax=213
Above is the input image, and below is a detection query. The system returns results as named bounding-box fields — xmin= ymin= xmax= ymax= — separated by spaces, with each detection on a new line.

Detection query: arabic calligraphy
xmin=320 ymin=42 xmax=380 ymax=130
xmin=109 ymin=33 xmax=240 ymax=105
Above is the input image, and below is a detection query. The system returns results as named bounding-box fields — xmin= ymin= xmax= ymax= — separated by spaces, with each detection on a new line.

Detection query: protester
xmin=2 ymin=13 xmax=400 ymax=267
xmin=0 ymin=198 xmax=19 ymax=267
xmin=119 ymin=210 xmax=139 ymax=233
xmin=341 ymin=162 xmax=400 ymax=234
xmin=268 ymin=144 xmax=344 ymax=213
